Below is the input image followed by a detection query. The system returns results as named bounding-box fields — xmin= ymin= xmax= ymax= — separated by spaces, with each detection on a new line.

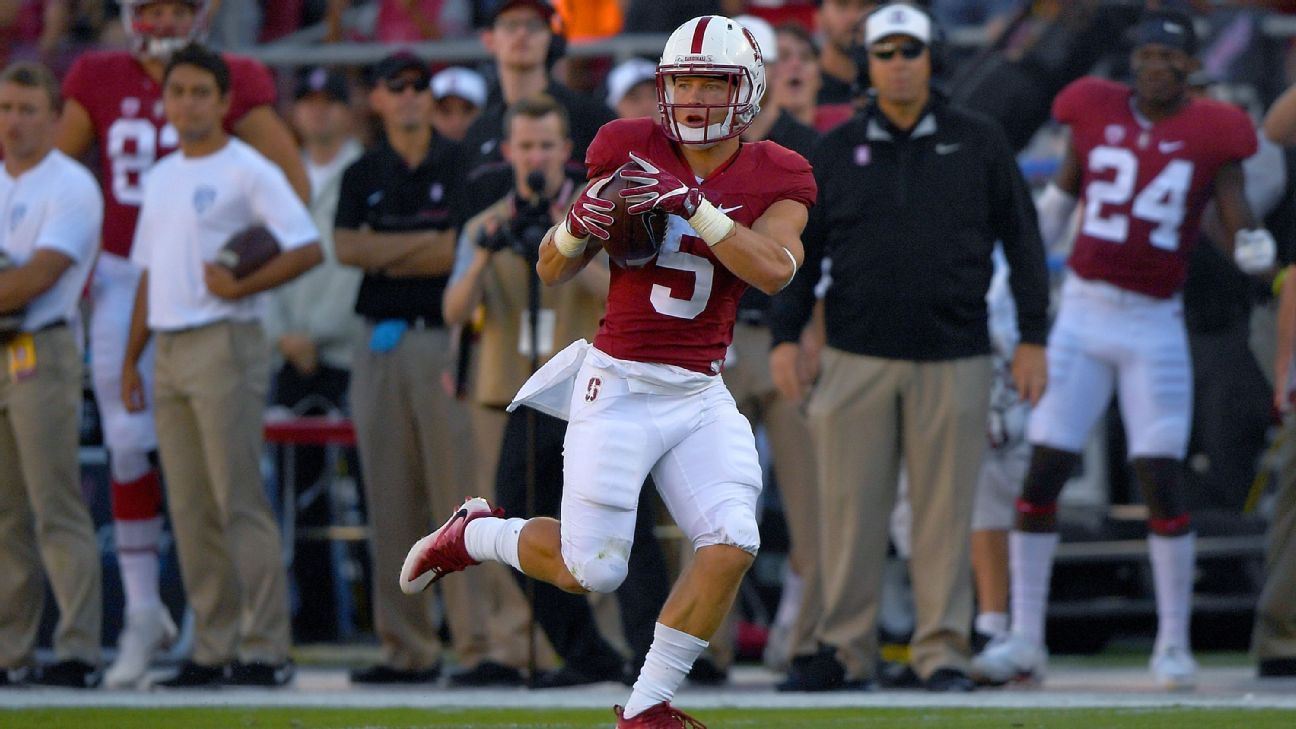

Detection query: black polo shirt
xmin=818 ymin=71 xmax=857 ymax=106
xmin=335 ymin=135 xmax=465 ymax=325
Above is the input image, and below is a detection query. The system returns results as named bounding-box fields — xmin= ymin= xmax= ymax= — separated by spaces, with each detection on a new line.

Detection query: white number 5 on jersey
xmin=650 ymin=216 xmax=714 ymax=320
xmin=1081 ymin=145 xmax=1194 ymax=251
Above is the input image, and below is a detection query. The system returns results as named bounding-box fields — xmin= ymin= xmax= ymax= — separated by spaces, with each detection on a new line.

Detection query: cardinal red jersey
xmin=62 ymin=50 xmax=276 ymax=258
xmin=1057 ymin=77 xmax=1255 ymax=298
xmin=586 ymin=118 xmax=816 ymax=374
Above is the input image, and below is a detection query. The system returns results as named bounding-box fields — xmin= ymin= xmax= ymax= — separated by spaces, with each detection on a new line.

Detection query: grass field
xmin=4 ymin=707 xmax=1296 ymax=729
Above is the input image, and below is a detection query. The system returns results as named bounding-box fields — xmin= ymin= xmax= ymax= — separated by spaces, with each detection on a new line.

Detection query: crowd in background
xmin=4 ymin=0 xmax=1296 ymax=695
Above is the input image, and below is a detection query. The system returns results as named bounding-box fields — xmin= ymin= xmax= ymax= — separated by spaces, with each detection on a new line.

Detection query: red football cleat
xmin=399 ymin=497 xmax=503 ymax=594
xmin=614 ymin=702 xmax=707 ymax=728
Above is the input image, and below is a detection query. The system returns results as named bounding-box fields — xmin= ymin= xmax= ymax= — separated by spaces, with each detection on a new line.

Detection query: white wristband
xmin=687 ymin=198 xmax=737 ymax=247
xmin=1036 ymin=181 xmax=1078 ymax=251
xmin=554 ymin=223 xmax=589 ymax=258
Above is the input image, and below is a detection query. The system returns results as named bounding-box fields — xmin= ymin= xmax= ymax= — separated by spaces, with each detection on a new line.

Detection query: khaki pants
xmin=352 ymin=325 xmax=486 ymax=671
xmin=154 ymin=320 xmax=290 ymax=665
xmin=468 ymin=403 xmax=557 ymax=671
xmin=808 ymin=349 xmax=990 ymax=681
xmin=1254 ymin=414 xmax=1296 ymax=661
xmin=0 ymin=326 xmax=101 ymax=667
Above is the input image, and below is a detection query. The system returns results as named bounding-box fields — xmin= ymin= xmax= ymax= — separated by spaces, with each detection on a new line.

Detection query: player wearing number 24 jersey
xmin=973 ymin=10 xmax=1273 ymax=693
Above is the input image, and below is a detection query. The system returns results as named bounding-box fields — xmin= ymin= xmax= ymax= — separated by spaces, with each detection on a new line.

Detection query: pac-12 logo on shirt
xmin=193 ymin=186 xmax=217 ymax=215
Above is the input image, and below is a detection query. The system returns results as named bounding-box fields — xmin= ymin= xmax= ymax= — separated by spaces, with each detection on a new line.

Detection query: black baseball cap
xmin=492 ymin=0 xmax=556 ymax=23
xmin=295 ymin=67 xmax=349 ymax=103
xmin=1132 ymin=10 xmax=1198 ymax=55
xmin=369 ymin=51 xmax=430 ymax=87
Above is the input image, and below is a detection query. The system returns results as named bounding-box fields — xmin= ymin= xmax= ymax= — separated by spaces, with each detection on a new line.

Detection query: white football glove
xmin=1235 ymin=228 xmax=1277 ymax=274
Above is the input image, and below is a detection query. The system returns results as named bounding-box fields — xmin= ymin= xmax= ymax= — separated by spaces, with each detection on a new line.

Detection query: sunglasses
xmin=870 ymin=41 xmax=926 ymax=61
xmin=384 ymin=77 xmax=428 ymax=94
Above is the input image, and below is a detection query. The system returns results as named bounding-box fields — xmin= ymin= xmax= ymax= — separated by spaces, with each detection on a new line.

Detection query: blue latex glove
xmin=369 ymin=319 xmax=408 ymax=353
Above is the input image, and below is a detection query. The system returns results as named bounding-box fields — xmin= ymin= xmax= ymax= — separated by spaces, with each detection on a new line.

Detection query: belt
xmin=31 ymin=318 xmax=67 ymax=333
xmin=365 ymin=316 xmax=443 ymax=330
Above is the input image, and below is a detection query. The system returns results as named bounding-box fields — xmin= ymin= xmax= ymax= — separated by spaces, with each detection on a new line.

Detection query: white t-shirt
xmin=0 ymin=150 xmax=102 ymax=331
xmin=130 ymin=138 xmax=318 ymax=331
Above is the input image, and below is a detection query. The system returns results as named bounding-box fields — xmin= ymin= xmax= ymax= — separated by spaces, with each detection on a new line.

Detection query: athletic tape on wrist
xmin=688 ymin=198 xmax=737 ymax=247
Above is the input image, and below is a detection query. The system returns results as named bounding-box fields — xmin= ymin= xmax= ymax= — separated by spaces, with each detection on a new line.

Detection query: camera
xmin=479 ymin=171 xmax=553 ymax=264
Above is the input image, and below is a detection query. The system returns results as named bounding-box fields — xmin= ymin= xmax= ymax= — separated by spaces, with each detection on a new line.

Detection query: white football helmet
xmin=121 ymin=0 xmax=210 ymax=60
xmin=656 ymin=15 xmax=766 ymax=147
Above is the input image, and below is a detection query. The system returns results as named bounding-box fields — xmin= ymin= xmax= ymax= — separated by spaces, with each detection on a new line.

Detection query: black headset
xmin=850 ymin=1 xmax=947 ymax=91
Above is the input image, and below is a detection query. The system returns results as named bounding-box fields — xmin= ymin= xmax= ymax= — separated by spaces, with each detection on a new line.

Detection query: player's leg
xmin=975 ymin=304 xmax=1115 ymax=684
xmin=90 ymin=257 xmax=175 ymax=687
xmin=970 ymin=442 xmax=1031 ymax=646
xmin=1117 ymin=306 xmax=1196 ymax=688
xmin=619 ymin=382 xmax=763 ymax=720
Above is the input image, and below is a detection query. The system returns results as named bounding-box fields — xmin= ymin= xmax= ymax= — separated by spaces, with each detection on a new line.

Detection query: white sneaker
xmin=104 ymin=605 xmax=178 ymax=689
xmin=1150 ymin=645 xmax=1197 ymax=690
xmin=972 ymin=633 xmax=1048 ymax=685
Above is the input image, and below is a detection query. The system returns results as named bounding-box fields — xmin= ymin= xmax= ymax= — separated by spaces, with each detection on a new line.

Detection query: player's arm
xmin=1264 ymin=83 xmax=1296 ymax=145
xmin=204 ymin=241 xmax=323 ymax=300
xmin=538 ymin=177 xmax=612 ymax=286
xmin=55 ymin=97 xmax=96 ymax=158
xmin=234 ymin=106 xmax=311 ymax=203
xmin=712 ymin=199 xmax=807 ymax=295
xmin=122 ymin=270 xmax=152 ymax=413
xmin=0 ymin=249 xmax=73 ymax=311
xmin=1211 ymin=160 xmax=1277 ymax=275
xmin=1036 ymin=135 xmax=1082 ymax=253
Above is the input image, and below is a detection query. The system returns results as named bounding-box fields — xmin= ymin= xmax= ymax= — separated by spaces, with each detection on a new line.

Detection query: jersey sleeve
xmin=225 ymin=55 xmax=277 ymax=124
xmin=584 ymin=118 xmax=650 ymax=179
xmin=1218 ymin=105 xmax=1259 ymax=163
xmin=764 ymin=144 xmax=817 ymax=209
xmin=333 ymin=161 xmax=367 ymax=230
xmin=61 ymin=54 xmax=96 ymax=109
xmin=1052 ymin=77 xmax=1103 ymax=127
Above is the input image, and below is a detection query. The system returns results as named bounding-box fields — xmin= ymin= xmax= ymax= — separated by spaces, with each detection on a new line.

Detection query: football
xmin=216 ymin=225 xmax=281 ymax=279
xmin=599 ymin=161 xmax=669 ymax=269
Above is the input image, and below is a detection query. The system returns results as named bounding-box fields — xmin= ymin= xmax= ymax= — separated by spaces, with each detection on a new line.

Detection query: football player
xmin=401 ymin=15 xmax=815 ymax=727
xmin=973 ymin=10 xmax=1275 ymax=690
xmin=55 ymin=0 xmax=308 ymax=689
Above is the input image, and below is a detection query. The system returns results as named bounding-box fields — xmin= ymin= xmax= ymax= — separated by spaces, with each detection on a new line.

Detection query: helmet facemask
xmin=122 ymin=0 xmax=210 ymax=60
xmin=656 ymin=67 xmax=760 ymax=149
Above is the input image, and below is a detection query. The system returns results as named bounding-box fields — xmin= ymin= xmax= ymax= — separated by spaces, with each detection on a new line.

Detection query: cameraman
xmin=444 ymin=94 xmax=667 ymax=687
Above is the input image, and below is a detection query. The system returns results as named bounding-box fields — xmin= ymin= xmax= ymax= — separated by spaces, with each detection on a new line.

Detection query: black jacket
xmin=770 ymin=94 xmax=1049 ymax=361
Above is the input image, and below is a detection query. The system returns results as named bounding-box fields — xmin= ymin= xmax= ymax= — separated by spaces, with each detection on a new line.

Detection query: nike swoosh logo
xmin=1159 ymin=141 xmax=1185 ymax=153
xmin=718 ymin=204 xmax=743 ymax=215
xmin=935 ymin=143 xmax=961 ymax=155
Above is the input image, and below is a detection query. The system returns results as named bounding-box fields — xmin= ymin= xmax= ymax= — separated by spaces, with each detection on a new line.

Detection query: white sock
xmin=1009 ymin=530 xmax=1059 ymax=646
xmin=115 ymin=517 xmax=164 ymax=612
xmin=463 ymin=516 xmax=527 ymax=572
xmin=975 ymin=611 xmax=1009 ymax=639
xmin=1149 ymin=532 xmax=1195 ymax=653
xmin=623 ymin=623 xmax=708 ymax=718
xmin=772 ymin=566 xmax=803 ymax=629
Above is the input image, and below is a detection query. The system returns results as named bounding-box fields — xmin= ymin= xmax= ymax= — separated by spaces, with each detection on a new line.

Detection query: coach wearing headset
xmin=769 ymin=2 xmax=1050 ymax=692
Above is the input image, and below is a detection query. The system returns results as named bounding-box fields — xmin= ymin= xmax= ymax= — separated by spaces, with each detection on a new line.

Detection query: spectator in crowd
xmin=264 ymin=66 xmax=366 ymax=643
xmin=335 ymin=52 xmax=524 ymax=686
xmin=974 ymin=10 xmax=1271 ymax=690
xmin=621 ymin=0 xmax=740 ymax=33
xmin=57 ymin=0 xmax=308 ymax=689
xmin=741 ymin=15 xmax=818 ymax=158
xmin=377 ymin=0 xmax=473 ymax=42
xmin=122 ymin=44 xmax=322 ymax=688
xmin=0 ymin=61 xmax=103 ymax=689
xmin=1253 ymin=81 xmax=1296 ymax=680
xmin=604 ymin=57 xmax=658 ymax=123
xmin=445 ymin=94 xmax=667 ymax=688
xmin=770 ymin=3 xmax=1049 ymax=692
xmin=460 ymin=0 xmax=614 ymax=191
xmin=774 ymin=22 xmax=853 ymax=133
xmin=814 ymin=0 xmax=876 ymax=105
xmin=0 ymin=1 xmax=71 ymax=69
xmin=403 ymin=16 xmax=815 ymax=726
xmin=430 ymin=65 xmax=487 ymax=142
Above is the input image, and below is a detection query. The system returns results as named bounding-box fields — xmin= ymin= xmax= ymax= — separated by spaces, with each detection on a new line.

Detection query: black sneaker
xmin=777 ymin=648 xmax=872 ymax=692
xmin=923 ymin=667 xmax=976 ymax=692
xmin=1259 ymin=658 xmax=1296 ymax=678
xmin=685 ymin=655 xmax=729 ymax=686
xmin=1 ymin=666 xmax=32 ymax=688
xmin=227 ymin=661 xmax=295 ymax=687
xmin=155 ymin=661 xmax=229 ymax=688
xmin=446 ymin=660 xmax=523 ymax=688
xmin=878 ymin=661 xmax=922 ymax=689
xmin=349 ymin=664 xmax=440 ymax=685
xmin=31 ymin=660 xmax=100 ymax=688
xmin=531 ymin=665 xmax=612 ymax=689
